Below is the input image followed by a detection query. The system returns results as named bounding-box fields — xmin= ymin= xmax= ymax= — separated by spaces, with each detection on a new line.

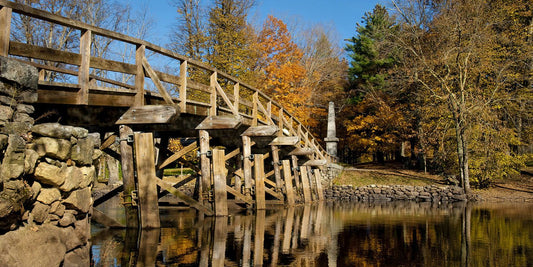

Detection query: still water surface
xmin=91 ymin=202 xmax=533 ymax=266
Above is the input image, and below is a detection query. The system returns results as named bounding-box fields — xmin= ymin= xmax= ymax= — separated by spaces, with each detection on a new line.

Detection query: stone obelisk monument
xmin=325 ymin=101 xmax=339 ymax=158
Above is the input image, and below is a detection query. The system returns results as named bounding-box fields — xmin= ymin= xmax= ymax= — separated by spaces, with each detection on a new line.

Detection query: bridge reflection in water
xmin=91 ymin=202 xmax=533 ymax=266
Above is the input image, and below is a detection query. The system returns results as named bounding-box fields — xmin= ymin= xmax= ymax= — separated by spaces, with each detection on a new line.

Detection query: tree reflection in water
xmin=91 ymin=202 xmax=533 ymax=266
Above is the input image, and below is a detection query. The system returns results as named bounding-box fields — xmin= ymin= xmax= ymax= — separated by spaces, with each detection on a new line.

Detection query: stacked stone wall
xmin=325 ymin=184 xmax=467 ymax=203
xmin=0 ymin=57 xmax=98 ymax=266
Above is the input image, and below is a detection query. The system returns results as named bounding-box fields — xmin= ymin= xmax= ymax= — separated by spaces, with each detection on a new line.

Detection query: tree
xmin=391 ymin=0 xmax=532 ymax=190
xmin=255 ymin=16 xmax=314 ymax=127
xmin=170 ymin=0 xmax=207 ymax=60
xmin=207 ymin=0 xmax=256 ymax=79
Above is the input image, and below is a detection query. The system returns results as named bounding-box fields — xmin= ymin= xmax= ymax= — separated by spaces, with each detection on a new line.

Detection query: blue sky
xmin=131 ymin=0 xmax=384 ymax=48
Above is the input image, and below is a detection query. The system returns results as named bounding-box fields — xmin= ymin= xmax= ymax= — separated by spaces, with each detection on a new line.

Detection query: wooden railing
xmin=0 ymin=0 xmax=330 ymax=162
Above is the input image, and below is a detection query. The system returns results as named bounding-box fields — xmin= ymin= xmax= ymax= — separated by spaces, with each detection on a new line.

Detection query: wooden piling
xmin=254 ymin=210 xmax=266 ymax=266
xmin=119 ymin=125 xmax=138 ymax=229
xmin=212 ymin=217 xmax=227 ymax=267
xmin=314 ymin=169 xmax=325 ymax=200
xmin=212 ymin=148 xmax=228 ymax=216
xmin=300 ymin=166 xmax=312 ymax=204
xmin=254 ymin=154 xmax=266 ymax=210
xmin=134 ymin=132 xmax=160 ymax=228
xmin=282 ymin=206 xmax=295 ymax=253
xmin=282 ymin=160 xmax=295 ymax=205
xmin=199 ymin=130 xmax=211 ymax=206
xmin=271 ymin=145 xmax=283 ymax=192
xmin=242 ymin=136 xmax=252 ymax=198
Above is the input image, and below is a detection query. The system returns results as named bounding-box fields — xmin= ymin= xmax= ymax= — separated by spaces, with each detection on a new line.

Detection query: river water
xmin=91 ymin=202 xmax=533 ymax=266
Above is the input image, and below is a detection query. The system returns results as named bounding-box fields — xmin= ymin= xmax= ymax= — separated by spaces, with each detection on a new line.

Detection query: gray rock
xmin=70 ymin=138 xmax=94 ymax=166
xmin=0 ymin=224 xmax=67 ymax=267
xmin=59 ymin=166 xmax=83 ymax=192
xmin=36 ymin=188 xmax=61 ymax=205
xmin=16 ymin=103 xmax=34 ymax=114
xmin=63 ymin=245 xmax=90 ymax=267
xmin=0 ymin=105 xmax=13 ymax=124
xmin=0 ymin=180 xmax=32 ymax=231
xmin=0 ymin=135 xmax=26 ymax=181
xmin=52 ymin=203 xmax=66 ymax=217
xmin=24 ymin=148 xmax=39 ymax=174
xmin=31 ymin=202 xmax=50 ymax=223
xmin=33 ymin=137 xmax=71 ymax=160
xmin=30 ymin=180 xmax=41 ymax=200
xmin=34 ymin=162 xmax=67 ymax=187
xmin=61 ymin=226 xmax=84 ymax=251
xmin=79 ymin=166 xmax=95 ymax=188
xmin=31 ymin=123 xmax=88 ymax=139
xmin=0 ymin=95 xmax=16 ymax=106
xmin=0 ymin=56 xmax=38 ymax=89
xmin=87 ymin=132 xmax=101 ymax=148
xmin=63 ymin=187 xmax=91 ymax=213
xmin=59 ymin=211 xmax=76 ymax=227
xmin=0 ymin=133 xmax=7 ymax=150
xmin=13 ymin=111 xmax=33 ymax=124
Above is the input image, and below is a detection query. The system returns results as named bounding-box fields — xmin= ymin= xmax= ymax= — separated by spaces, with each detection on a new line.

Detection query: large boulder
xmin=32 ymin=123 xmax=88 ymax=139
xmin=33 ymin=137 xmax=71 ymax=161
xmin=63 ymin=187 xmax=91 ymax=213
xmin=59 ymin=166 xmax=83 ymax=192
xmin=0 ymin=225 xmax=67 ymax=267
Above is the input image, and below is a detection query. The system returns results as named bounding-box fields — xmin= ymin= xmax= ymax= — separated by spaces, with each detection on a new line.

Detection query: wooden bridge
xmin=0 ymin=1 xmax=332 ymax=228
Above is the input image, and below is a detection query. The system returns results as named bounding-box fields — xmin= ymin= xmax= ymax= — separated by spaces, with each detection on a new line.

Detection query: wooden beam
xmin=252 ymin=92 xmax=258 ymax=126
xmin=195 ymin=116 xmax=242 ymax=130
xmin=100 ymin=134 xmax=117 ymax=150
xmin=226 ymin=185 xmax=254 ymax=205
xmin=93 ymin=184 xmax=123 ymax=207
xmin=198 ymin=130 xmax=211 ymax=206
xmin=156 ymin=178 xmax=214 ymax=215
xmin=78 ymin=29 xmax=91 ymax=105
xmin=303 ymin=160 xmax=327 ymax=166
xmin=214 ymin=79 xmax=238 ymax=115
xmin=254 ymin=154 xmax=266 ymax=210
xmin=0 ymin=7 xmax=12 ymax=57
xmin=269 ymin=136 xmax=299 ymax=146
xmin=213 ymin=148 xmax=228 ymax=216
xmin=135 ymin=45 xmax=145 ymax=106
xmin=289 ymin=147 xmax=314 ymax=156
xmin=291 ymin=155 xmax=301 ymax=191
xmin=134 ymin=132 xmax=160 ymax=228
xmin=271 ymin=145 xmax=283 ymax=191
xmin=233 ymin=83 xmax=240 ymax=114
xmin=241 ymin=125 xmax=278 ymax=137
xmin=116 ymin=105 xmax=177 ymax=124
xmin=119 ymin=125 xmax=137 ymax=229
xmin=314 ymin=169 xmax=325 ymax=201
xmin=282 ymin=160 xmax=295 ymax=205
xmin=210 ymin=72 xmax=217 ymax=116
xmin=265 ymin=187 xmax=283 ymax=200
xmin=158 ymin=141 xmax=197 ymax=170
xmin=300 ymin=166 xmax=312 ymax=204
xmin=242 ymin=136 xmax=252 ymax=198
xmin=179 ymin=60 xmax=187 ymax=112
xmin=142 ymin=56 xmax=174 ymax=106
xmin=224 ymin=148 xmax=240 ymax=161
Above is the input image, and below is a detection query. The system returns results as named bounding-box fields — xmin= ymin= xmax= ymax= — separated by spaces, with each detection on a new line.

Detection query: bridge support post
xmin=199 ymin=130 xmax=212 ymax=209
xmin=134 ymin=132 xmax=160 ymax=228
xmin=212 ymin=148 xmax=228 ymax=216
xmin=119 ymin=125 xmax=139 ymax=228
xmin=291 ymin=155 xmax=302 ymax=201
xmin=314 ymin=169 xmax=325 ymax=200
xmin=242 ymin=136 xmax=253 ymax=199
xmin=271 ymin=145 xmax=283 ymax=196
xmin=300 ymin=166 xmax=313 ymax=204
xmin=282 ymin=159 xmax=295 ymax=205
xmin=308 ymin=168 xmax=318 ymax=201
xmin=254 ymin=154 xmax=266 ymax=210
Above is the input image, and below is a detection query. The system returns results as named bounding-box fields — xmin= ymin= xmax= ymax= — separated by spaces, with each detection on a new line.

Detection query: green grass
xmin=163 ymin=168 xmax=196 ymax=176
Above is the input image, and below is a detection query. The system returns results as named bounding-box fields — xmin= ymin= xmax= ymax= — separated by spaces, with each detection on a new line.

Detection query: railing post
xmin=233 ymin=83 xmax=240 ymax=114
xmin=252 ymin=92 xmax=258 ymax=126
xmin=179 ymin=60 xmax=187 ymax=112
xmin=78 ymin=29 xmax=91 ymax=105
xmin=135 ymin=44 xmax=145 ymax=106
xmin=0 ymin=7 xmax=12 ymax=57
xmin=210 ymin=72 xmax=217 ymax=116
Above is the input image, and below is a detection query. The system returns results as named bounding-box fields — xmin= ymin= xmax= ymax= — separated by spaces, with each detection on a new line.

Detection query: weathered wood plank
xmin=254 ymin=154 xmax=266 ymax=210
xmin=158 ymin=141 xmax=197 ymax=170
xmin=303 ymin=160 xmax=327 ymax=166
xmin=0 ymin=7 xmax=11 ymax=57
xmin=300 ymin=166 xmax=312 ymax=204
xmin=289 ymin=147 xmax=314 ymax=156
xmin=291 ymin=155 xmax=301 ymax=190
xmin=241 ymin=125 xmax=278 ymax=137
xmin=92 ymin=208 xmax=125 ymax=228
xmin=134 ymin=132 xmax=160 ymax=228
xmin=225 ymin=185 xmax=254 ymax=205
xmin=214 ymin=80 xmax=237 ymax=115
xmin=314 ymin=169 xmax=325 ymax=200
xmin=78 ymin=29 xmax=91 ymax=105
xmin=198 ymin=130 xmax=211 ymax=206
xmin=224 ymin=148 xmax=240 ymax=161
xmin=135 ymin=45 xmax=145 ymax=106
xmin=282 ymin=160 xmax=295 ymax=205
xmin=271 ymin=145 xmax=283 ymax=191
xmin=265 ymin=187 xmax=283 ymax=200
xmin=119 ymin=125 xmax=137 ymax=228
xmin=195 ymin=116 xmax=242 ymax=130
xmin=156 ymin=178 xmax=214 ymax=215
xmin=269 ymin=136 xmax=299 ymax=146
xmin=100 ymin=134 xmax=117 ymax=150
xmin=179 ymin=60 xmax=187 ymax=112
xmin=142 ymin=56 xmax=175 ymax=106
xmin=242 ymin=136 xmax=252 ymax=197
xmin=213 ymin=148 xmax=228 ymax=216
xmin=116 ymin=105 xmax=177 ymax=124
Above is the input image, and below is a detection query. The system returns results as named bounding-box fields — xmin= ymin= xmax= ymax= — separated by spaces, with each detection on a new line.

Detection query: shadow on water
xmin=91 ymin=202 xmax=533 ymax=266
